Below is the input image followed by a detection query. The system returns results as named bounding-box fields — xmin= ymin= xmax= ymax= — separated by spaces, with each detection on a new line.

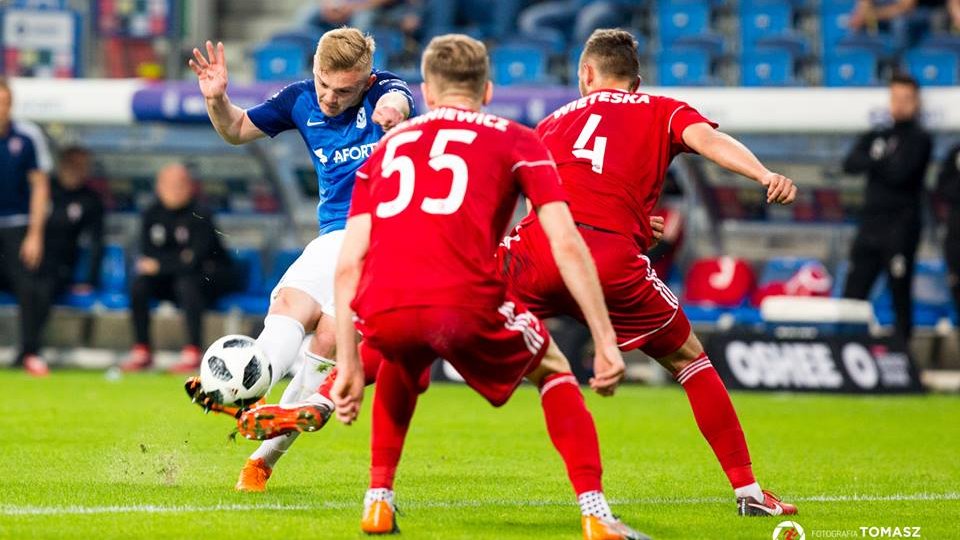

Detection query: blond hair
xmin=421 ymin=34 xmax=490 ymax=98
xmin=582 ymin=29 xmax=641 ymax=86
xmin=315 ymin=27 xmax=375 ymax=73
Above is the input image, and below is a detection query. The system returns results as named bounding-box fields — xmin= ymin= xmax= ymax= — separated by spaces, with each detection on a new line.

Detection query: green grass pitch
xmin=1 ymin=370 xmax=958 ymax=539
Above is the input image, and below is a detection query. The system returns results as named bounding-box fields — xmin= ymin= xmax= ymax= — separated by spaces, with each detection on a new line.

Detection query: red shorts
xmin=356 ymin=299 xmax=550 ymax=407
xmin=500 ymin=219 xmax=690 ymax=359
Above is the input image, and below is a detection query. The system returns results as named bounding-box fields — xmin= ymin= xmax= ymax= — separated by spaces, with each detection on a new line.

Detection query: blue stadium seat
xmin=658 ymin=0 xmax=711 ymax=46
xmin=217 ymin=248 xmax=268 ymax=314
xmin=252 ymin=42 xmax=307 ymax=81
xmin=905 ymin=48 xmax=959 ymax=87
xmin=657 ymin=48 xmax=712 ymax=86
xmin=658 ymin=1 xmax=726 ymax=57
xmin=922 ymin=34 xmax=960 ymax=54
xmin=821 ymin=0 xmax=857 ymax=51
xmin=98 ymin=245 xmax=129 ymax=310
xmin=837 ymin=33 xmax=896 ymax=57
xmin=824 ymin=49 xmax=878 ymax=86
xmin=741 ymin=47 xmax=795 ymax=86
xmin=0 ymin=291 xmax=15 ymax=307
xmin=740 ymin=0 xmax=794 ymax=50
xmin=491 ymin=45 xmax=550 ymax=85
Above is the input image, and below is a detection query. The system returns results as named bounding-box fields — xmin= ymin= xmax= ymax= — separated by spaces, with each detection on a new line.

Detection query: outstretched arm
xmin=188 ymin=41 xmax=265 ymax=145
xmin=331 ymin=214 xmax=371 ymax=424
xmin=537 ymin=201 xmax=624 ymax=396
xmin=682 ymin=122 xmax=797 ymax=205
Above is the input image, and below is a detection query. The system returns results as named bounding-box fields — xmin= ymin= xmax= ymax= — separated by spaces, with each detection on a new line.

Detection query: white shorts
xmin=270 ymin=230 xmax=345 ymax=317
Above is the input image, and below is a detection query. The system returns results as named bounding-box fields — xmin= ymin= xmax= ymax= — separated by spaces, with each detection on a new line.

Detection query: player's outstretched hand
xmin=188 ymin=41 xmax=228 ymax=100
xmin=759 ymin=172 xmax=798 ymax=205
xmin=372 ymin=105 xmax=405 ymax=131
xmin=589 ymin=342 xmax=626 ymax=397
xmin=649 ymin=215 xmax=665 ymax=248
xmin=331 ymin=362 xmax=365 ymax=425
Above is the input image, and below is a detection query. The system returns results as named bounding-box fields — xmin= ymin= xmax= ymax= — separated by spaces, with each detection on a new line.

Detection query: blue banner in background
xmin=132 ymin=83 xmax=581 ymax=126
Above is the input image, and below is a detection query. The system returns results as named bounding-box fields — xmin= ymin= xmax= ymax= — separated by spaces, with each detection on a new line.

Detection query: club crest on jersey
xmin=356 ymin=107 xmax=367 ymax=129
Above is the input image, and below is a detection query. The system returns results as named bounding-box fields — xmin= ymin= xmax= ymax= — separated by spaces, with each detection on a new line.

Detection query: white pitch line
xmin=1 ymin=492 xmax=958 ymax=517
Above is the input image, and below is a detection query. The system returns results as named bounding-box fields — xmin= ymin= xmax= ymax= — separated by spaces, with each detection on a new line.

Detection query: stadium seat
xmin=490 ymin=45 xmax=550 ymax=86
xmin=683 ymin=257 xmax=756 ymax=307
xmin=658 ymin=0 xmax=712 ymax=46
xmin=905 ymin=48 xmax=959 ymax=87
xmin=913 ymin=259 xmax=953 ymax=327
xmin=216 ymin=248 xmax=268 ymax=314
xmin=837 ymin=33 xmax=896 ymax=57
xmin=658 ymin=1 xmax=726 ymax=57
xmin=740 ymin=0 xmax=794 ymax=51
xmin=657 ymin=48 xmax=712 ymax=86
xmin=741 ymin=47 xmax=795 ymax=86
xmin=252 ymin=41 xmax=307 ymax=81
xmin=824 ymin=49 xmax=878 ymax=86
xmin=821 ymin=0 xmax=857 ymax=51
xmin=98 ymin=245 xmax=130 ymax=310
xmin=0 ymin=291 xmax=15 ymax=307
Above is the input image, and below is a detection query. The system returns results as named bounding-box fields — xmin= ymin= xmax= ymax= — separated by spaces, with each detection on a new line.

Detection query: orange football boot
xmin=582 ymin=515 xmax=650 ymax=540
xmin=235 ymin=458 xmax=272 ymax=492
xmin=237 ymin=400 xmax=333 ymax=440
xmin=361 ymin=500 xmax=398 ymax=535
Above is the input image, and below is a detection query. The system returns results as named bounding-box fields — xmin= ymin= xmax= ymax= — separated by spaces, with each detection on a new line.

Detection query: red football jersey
xmin=534 ymin=88 xmax=716 ymax=250
xmin=350 ymin=106 xmax=568 ymax=317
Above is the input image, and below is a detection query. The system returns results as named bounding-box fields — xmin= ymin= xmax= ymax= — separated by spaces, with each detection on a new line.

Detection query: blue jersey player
xmin=180 ymin=28 xmax=414 ymax=492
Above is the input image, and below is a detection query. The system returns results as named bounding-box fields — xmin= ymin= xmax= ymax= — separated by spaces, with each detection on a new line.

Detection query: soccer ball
xmin=199 ymin=335 xmax=272 ymax=407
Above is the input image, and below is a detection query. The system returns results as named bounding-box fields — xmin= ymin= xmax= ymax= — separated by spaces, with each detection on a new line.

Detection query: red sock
xmin=676 ymin=353 xmax=755 ymax=489
xmin=369 ymin=359 xmax=424 ymax=490
xmin=539 ymin=372 xmax=603 ymax=495
xmin=317 ymin=342 xmax=384 ymax=400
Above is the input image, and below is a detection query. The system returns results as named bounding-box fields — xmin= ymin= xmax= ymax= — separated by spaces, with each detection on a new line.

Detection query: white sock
xmin=578 ymin=490 xmax=613 ymax=519
xmin=296 ymin=351 xmax=336 ymax=401
xmin=249 ymin=365 xmax=305 ymax=468
xmin=257 ymin=314 xmax=306 ymax=388
xmin=734 ymin=482 xmax=764 ymax=502
xmin=365 ymin=488 xmax=395 ymax=508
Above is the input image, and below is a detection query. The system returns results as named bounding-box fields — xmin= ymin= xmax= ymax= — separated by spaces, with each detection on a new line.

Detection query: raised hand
xmin=188 ymin=41 xmax=229 ymax=101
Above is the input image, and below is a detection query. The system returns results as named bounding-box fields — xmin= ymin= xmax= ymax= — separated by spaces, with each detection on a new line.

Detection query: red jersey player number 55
xmin=376 ymin=128 xmax=478 ymax=218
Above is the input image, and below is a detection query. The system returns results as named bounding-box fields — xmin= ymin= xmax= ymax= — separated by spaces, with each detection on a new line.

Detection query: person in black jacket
xmin=120 ymin=163 xmax=238 ymax=373
xmin=18 ymin=146 xmax=105 ymax=374
xmin=0 ymin=77 xmax=51 ymax=376
xmin=842 ymin=73 xmax=933 ymax=342
xmin=938 ymin=142 xmax=960 ymax=318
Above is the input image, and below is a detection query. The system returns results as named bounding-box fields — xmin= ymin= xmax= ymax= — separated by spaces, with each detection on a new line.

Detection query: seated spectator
xmin=849 ymin=0 xmax=960 ymax=47
xmin=519 ymin=0 xmax=624 ymax=48
xmin=17 ymin=146 xmax=105 ymax=375
xmin=121 ymin=163 xmax=239 ymax=374
xmin=423 ymin=0 xmax=525 ymax=41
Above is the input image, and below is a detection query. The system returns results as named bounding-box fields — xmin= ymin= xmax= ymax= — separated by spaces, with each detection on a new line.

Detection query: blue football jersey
xmin=247 ymin=69 xmax=415 ymax=235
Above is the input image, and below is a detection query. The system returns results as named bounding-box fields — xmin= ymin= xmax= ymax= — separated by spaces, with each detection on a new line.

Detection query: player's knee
xmin=655 ymin=331 xmax=704 ymax=375
xmin=309 ymin=327 xmax=337 ymax=358
xmin=269 ymin=287 xmax=321 ymax=329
